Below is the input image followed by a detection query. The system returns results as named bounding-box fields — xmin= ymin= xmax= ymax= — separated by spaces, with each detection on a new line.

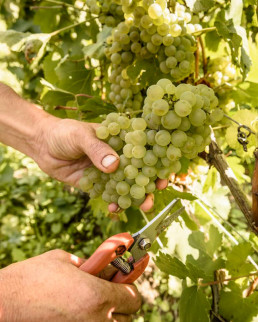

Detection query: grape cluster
xmin=105 ymin=1 xmax=199 ymax=112
xmin=86 ymin=0 xmax=124 ymax=27
xmin=79 ymin=79 xmax=223 ymax=209
xmin=207 ymin=57 xmax=237 ymax=87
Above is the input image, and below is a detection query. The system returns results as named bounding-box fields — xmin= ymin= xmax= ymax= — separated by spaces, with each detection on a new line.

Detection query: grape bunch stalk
xmin=79 ymin=79 xmax=223 ymax=210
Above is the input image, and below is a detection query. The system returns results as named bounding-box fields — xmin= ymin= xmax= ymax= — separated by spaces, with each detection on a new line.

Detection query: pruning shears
xmin=79 ymin=198 xmax=184 ymax=283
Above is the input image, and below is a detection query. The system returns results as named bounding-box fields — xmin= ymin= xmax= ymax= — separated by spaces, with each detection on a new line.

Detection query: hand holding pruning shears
xmin=80 ymin=199 xmax=184 ymax=283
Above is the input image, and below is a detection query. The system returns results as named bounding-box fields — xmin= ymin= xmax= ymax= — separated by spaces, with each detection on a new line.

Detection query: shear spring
xmin=111 ymin=257 xmax=133 ymax=274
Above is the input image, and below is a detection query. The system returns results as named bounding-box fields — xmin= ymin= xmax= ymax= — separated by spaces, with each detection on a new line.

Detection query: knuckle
xmin=44 ymin=249 xmax=67 ymax=260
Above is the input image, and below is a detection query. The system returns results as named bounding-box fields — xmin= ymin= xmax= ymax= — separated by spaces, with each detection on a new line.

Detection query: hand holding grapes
xmin=0 ymin=82 xmax=167 ymax=212
xmin=36 ymin=116 xmax=168 ymax=212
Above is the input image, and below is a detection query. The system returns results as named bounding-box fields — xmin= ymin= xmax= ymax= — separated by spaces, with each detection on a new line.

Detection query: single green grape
xmin=124 ymin=165 xmax=138 ymax=179
xmin=155 ymin=130 xmax=171 ymax=146
xmin=116 ymin=181 xmax=130 ymax=196
xmin=96 ymin=126 xmax=109 ymax=140
xmin=135 ymin=173 xmax=150 ymax=186
xmin=118 ymin=195 xmax=132 ymax=209
xmin=130 ymin=184 xmax=146 ymax=199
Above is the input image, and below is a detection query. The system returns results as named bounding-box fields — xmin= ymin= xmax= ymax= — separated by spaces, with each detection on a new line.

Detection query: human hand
xmin=0 ymin=250 xmax=141 ymax=321
xmin=36 ymin=117 xmax=167 ymax=212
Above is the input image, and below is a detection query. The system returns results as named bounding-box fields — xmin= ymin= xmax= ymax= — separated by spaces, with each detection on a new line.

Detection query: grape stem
xmin=199 ymin=132 xmax=258 ymax=234
xmin=191 ymin=26 xmax=216 ymax=36
xmin=198 ymin=36 xmax=207 ymax=76
xmin=194 ymin=39 xmax=199 ymax=80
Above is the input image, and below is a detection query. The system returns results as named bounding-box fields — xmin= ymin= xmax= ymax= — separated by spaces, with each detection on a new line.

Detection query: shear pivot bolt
xmin=139 ymin=238 xmax=151 ymax=250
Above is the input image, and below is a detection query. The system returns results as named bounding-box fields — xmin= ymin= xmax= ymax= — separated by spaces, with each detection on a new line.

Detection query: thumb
xmin=81 ymin=124 xmax=120 ymax=173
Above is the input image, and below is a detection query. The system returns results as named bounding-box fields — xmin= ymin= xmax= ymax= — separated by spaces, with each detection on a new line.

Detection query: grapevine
xmin=0 ymin=0 xmax=258 ymax=321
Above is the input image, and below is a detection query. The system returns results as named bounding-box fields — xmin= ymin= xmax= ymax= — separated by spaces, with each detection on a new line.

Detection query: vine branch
xmin=200 ymin=133 xmax=258 ymax=234
xmin=252 ymin=149 xmax=258 ymax=227
xmin=199 ymin=272 xmax=258 ymax=287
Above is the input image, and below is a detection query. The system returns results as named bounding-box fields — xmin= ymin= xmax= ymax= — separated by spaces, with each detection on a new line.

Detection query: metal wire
xmin=223 ymin=114 xmax=255 ymax=134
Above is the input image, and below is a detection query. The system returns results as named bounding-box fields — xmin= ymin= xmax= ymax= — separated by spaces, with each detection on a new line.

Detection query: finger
xmin=108 ymin=203 xmax=119 ymax=213
xmin=97 ymin=265 xmax=118 ymax=281
xmin=110 ymin=284 xmax=142 ymax=314
xmin=156 ymin=179 xmax=168 ymax=190
xmin=81 ymin=126 xmax=120 ymax=173
xmin=140 ymin=194 xmax=154 ymax=212
xmin=112 ymin=314 xmax=132 ymax=322
xmin=43 ymin=249 xmax=86 ymax=267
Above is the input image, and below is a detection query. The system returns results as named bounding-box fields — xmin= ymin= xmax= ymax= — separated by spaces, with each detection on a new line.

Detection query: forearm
xmin=0 ymin=83 xmax=56 ymax=159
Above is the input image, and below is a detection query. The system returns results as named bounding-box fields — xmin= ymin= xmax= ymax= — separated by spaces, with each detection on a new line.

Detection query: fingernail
xmin=102 ymin=155 xmax=117 ymax=168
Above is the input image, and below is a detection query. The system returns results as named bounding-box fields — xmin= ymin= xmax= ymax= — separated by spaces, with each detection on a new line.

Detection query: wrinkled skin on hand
xmin=0 ymin=250 xmax=142 ymax=322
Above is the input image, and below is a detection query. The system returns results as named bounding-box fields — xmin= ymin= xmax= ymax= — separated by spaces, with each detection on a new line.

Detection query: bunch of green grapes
xmin=79 ymin=79 xmax=223 ymax=209
xmin=105 ymin=0 xmax=197 ymax=110
xmin=207 ymin=57 xmax=238 ymax=87
xmin=86 ymin=0 xmax=124 ymax=26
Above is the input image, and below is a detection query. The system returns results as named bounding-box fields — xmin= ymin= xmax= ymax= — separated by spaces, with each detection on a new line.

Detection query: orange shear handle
xmin=79 ymin=232 xmax=134 ymax=276
xmin=111 ymin=254 xmax=149 ymax=284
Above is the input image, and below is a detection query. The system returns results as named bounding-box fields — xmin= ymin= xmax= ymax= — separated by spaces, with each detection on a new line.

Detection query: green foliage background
xmin=0 ymin=0 xmax=258 ymax=321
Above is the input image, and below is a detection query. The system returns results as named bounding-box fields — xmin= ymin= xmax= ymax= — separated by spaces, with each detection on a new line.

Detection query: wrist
xmin=30 ymin=108 xmax=59 ymax=161
xmin=0 ymin=83 xmax=58 ymax=160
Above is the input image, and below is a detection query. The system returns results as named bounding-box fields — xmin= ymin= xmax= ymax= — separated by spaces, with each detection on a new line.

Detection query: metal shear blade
xmin=129 ymin=198 xmax=182 ymax=261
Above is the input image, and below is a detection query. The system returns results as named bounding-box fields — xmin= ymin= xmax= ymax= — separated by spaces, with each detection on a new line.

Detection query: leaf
xmin=83 ymin=26 xmax=112 ymax=59
xmin=0 ymin=164 xmax=14 ymax=186
xmin=232 ymin=81 xmax=258 ymax=108
xmin=188 ymin=231 xmax=207 ymax=253
xmin=155 ymin=186 xmax=196 ymax=202
xmin=185 ymin=0 xmax=214 ymax=13
xmin=214 ymin=19 xmax=251 ymax=79
xmin=78 ymin=97 xmax=116 ymax=119
xmin=43 ymin=52 xmax=61 ymax=84
xmin=89 ymin=197 xmax=109 ymax=217
xmin=55 ymin=60 xmax=94 ymax=95
xmin=225 ymin=242 xmax=254 ymax=276
xmin=206 ymin=225 xmax=223 ymax=256
xmin=219 ymin=282 xmax=258 ymax=322
xmin=0 ymin=30 xmax=51 ymax=68
xmin=51 ymin=222 xmax=62 ymax=234
xmin=40 ymin=79 xmax=74 ymax=96
xmin=11 ymin=248 xmax=26 ymax=262
xmin=204 ymin=30 xmax=221 ymax=52
xmin=227 ymin=0 xmax=243 ymax=26
xmin=179 ymin=286 xmax=210 ymax=322
xmin=227 ymin=156 xmax=251 ymax=183
xmin=155 ymin=252 xmax=190 ymax=279
xmin=186 ymin=253 xmax=225 ymax=281
xmin=33 ymin=1 xmax=62 ymax=33
xmin=127 ymin=58 xmax=164 ymax=87
xmin=202 ymin=167 xmax=217 ymax=193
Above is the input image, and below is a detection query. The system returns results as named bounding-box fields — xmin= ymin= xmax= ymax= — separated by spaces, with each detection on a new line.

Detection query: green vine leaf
xmin=179 ymin=286 xmax=211 ymax=322
xmin=155 ymin=252 xmax=190 ymax=279
xmin=185 ymin=0 xmax=214 ymax=13
xmin=225 ymin=242 xmax=254 ymax=276
xmin=219 ymin=282 xmax=258 ymax=322
xmin=83 ymin=26 xmax=112 ymax=60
